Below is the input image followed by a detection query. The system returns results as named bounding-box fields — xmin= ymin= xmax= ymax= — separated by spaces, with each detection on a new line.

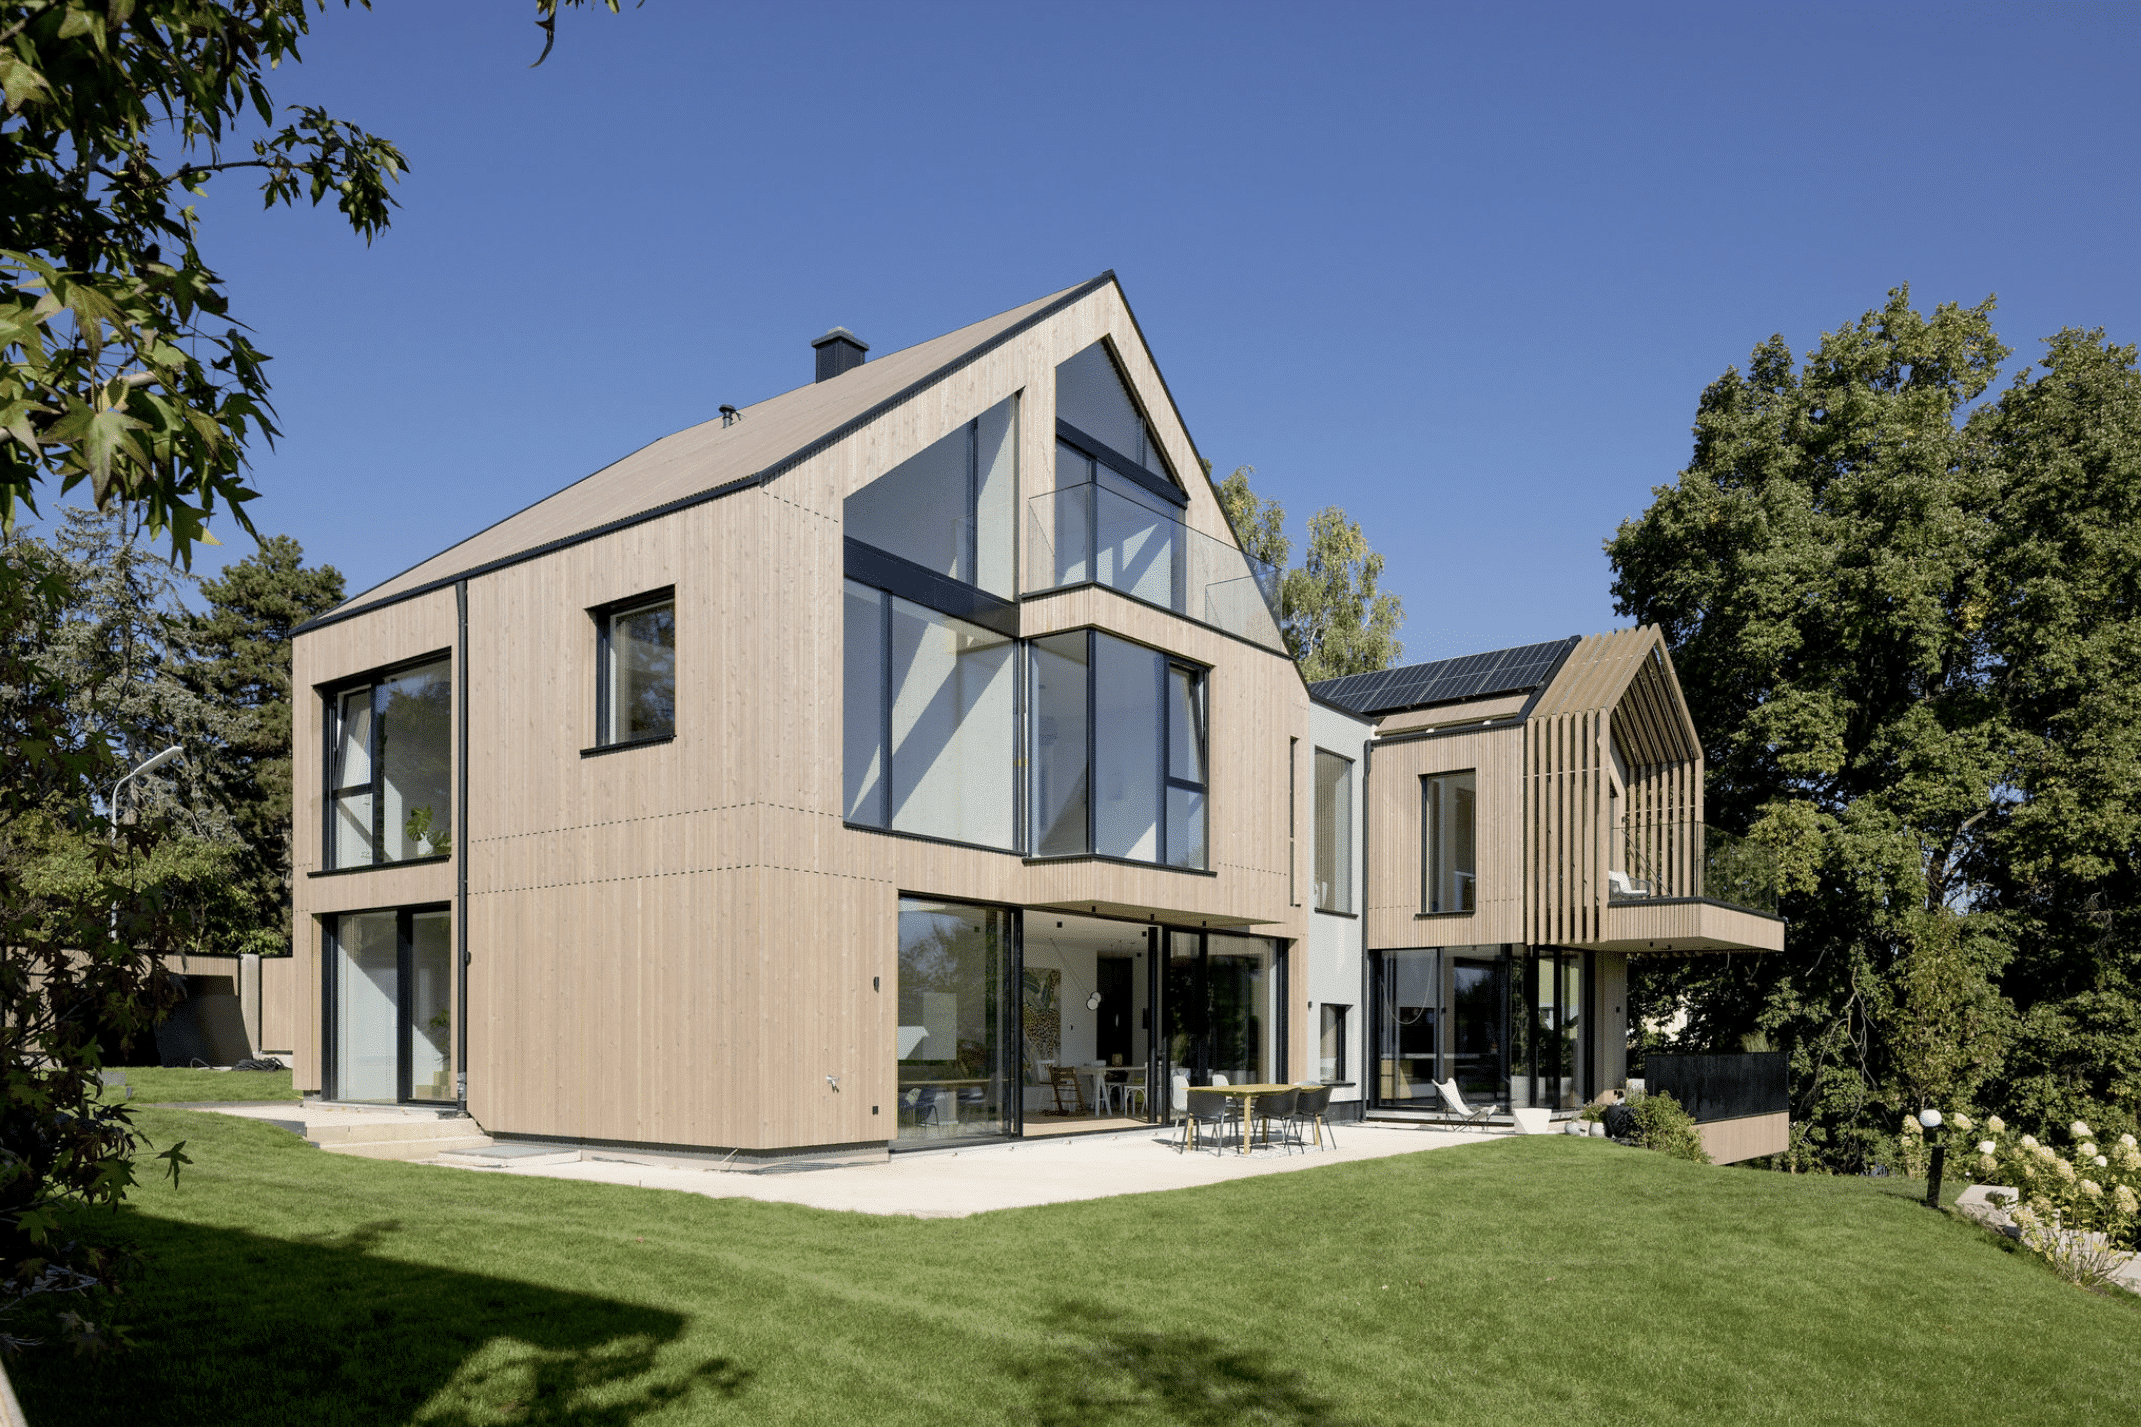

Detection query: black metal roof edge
xmin=297 ymin=272 xmax=1118 ymax=638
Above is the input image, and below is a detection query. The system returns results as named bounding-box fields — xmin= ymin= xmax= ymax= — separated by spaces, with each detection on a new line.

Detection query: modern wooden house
xmin=290 ymin=273 xmax=1784 ymax=1165
xmin=1310 ymin=630 xmax=1785 ymax=1144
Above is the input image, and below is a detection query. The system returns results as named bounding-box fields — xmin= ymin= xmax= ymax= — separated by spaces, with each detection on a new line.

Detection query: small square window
xmin=595 ymin=592 xmax=675 ymax=746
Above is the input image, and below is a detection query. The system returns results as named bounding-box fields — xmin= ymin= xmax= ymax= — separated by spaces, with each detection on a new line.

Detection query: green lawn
xmin=18 ymin=1109 xmax=2136 ymax=1426
xmin=100 ymin=1065 xmax=301 ymax=1103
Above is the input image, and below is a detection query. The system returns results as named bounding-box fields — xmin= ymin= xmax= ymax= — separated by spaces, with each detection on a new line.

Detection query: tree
xmin=0 ymin=0 xmax=619 ymax=1347
xmin=1216 ymin=465 xmax=1404 ymax=681
xmin=175 ymin=536 xmax=344 ymax=949
xmin=1608 ymin=287 xmax=2141 ymax=1167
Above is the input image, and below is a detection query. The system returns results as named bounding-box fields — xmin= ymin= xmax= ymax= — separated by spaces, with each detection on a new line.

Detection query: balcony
xmin=1611 ymin=820 xmax=1779 ymax=916
xmin=1026 ymin=474 xmax=1287 ymax=653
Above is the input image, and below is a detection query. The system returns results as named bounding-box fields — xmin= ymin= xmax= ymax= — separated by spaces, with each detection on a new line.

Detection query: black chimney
xmin=812 ymin=327 xmax=869 ymax=383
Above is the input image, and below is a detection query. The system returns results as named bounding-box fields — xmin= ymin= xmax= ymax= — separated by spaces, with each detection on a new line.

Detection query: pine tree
xmin=175 ymin=536 xmax=345 ymax=948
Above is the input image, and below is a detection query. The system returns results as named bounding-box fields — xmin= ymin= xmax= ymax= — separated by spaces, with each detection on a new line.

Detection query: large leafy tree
xmin=0 ymin=0 xmax=618 ymax=1346
xmin=1609 ymin=288 xmax=2141 ymax=1167
xmin=1218 ymin=465 xmax=1405 ymax=681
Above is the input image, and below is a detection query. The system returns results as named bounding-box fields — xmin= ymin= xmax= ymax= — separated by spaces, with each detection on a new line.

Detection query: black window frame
xmin=591 ymin=586 xmax=677 ymax=751
xmin=1312 ymin=746 xmax=1357 ymax=915
xmin=321 ymin=650 xmax=454 ymax=872
xmin=1422 ymin=769 xmax=1479 ymax=915
xmin=1026 ymin=627 xmax=1210 ymax=872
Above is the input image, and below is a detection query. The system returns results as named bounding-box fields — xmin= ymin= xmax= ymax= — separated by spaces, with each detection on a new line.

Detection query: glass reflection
xmin=896 ymin=899 xmax=1011 ymax=1143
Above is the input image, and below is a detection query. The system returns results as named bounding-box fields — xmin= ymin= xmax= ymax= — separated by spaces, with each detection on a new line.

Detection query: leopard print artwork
xmin=1022 ymin=968 xmax=1061 ymax=1077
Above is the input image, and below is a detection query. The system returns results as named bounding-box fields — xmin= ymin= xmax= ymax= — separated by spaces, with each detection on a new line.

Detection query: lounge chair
xmin=1431 ymin=1079 xmax=1496 ymax=1132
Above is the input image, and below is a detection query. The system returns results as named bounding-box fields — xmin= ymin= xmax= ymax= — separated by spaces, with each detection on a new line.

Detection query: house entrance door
xmin=328 ymin=905 xmax=454 ymax=1104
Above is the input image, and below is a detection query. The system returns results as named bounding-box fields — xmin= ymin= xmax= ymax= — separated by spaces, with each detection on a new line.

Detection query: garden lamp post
xmin=108 ymin=745 xmax=183 ymax=940
xmin=1919 ymin=1107 xmax=1946 ymax=1208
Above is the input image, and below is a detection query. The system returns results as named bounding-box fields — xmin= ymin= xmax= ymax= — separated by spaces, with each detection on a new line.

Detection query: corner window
xmin=1318 ymin=1003 xmax=1350 ymax=1082
xmin=1314 ymin=749 xmax=1354 ymax=913
xmin=1028 ymin=629 xmax=1206 ymax=869
xmin=844 ymin=395 xmax=1017 ymax=599
xmin=595 ymin=592 xmax=675 ymax=747
xmin=843 ymin=581 xmax=1016 ymax=850
xmin=1423 ymin=770 xmax=1477 ymax=913
xmin=326 ymin=657 xmax=452 ymax=869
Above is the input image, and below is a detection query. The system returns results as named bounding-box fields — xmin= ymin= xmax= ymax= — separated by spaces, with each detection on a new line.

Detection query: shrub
xmin=1971 ymin=1115 xmax=2141 ymax=1282
xmin=1631 ymin=1091 xmax=1711 ymax=1164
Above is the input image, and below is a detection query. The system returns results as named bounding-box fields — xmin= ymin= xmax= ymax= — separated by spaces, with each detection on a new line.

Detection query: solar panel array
xmin=1309 ymin=637 xmax=1579 ymax=716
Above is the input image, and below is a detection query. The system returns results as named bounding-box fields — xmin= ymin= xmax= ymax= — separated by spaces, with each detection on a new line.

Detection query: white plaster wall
xmin=1307 ymin=701 xmax=1374 ymax=1105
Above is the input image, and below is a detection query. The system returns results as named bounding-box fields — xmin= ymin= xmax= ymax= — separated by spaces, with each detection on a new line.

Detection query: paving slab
xmin=429 ymin=1122 xmax=1533 ymax=1217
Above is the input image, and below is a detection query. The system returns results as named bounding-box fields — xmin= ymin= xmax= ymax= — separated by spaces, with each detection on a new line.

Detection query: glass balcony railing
xmin=1613 ymin=821 xmax=1780 ymax=916
xmin=1025 ymin=477 xmax=1287 ymax=652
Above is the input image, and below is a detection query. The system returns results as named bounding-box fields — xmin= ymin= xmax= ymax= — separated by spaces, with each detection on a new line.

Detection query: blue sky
xmin=167 ymin=0 xmax=2138 ymax=662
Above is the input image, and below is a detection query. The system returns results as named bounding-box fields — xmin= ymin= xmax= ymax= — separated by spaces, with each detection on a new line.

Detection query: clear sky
xmin=167 ymin=0 xmax=2138 ymax=663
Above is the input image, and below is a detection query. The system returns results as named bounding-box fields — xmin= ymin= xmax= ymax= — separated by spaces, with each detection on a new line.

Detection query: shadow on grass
xmin=1012 ymin=1300 xmax=1352 ymax=1427
xmin=14 ymin=1214 xmax=751 ymax=1426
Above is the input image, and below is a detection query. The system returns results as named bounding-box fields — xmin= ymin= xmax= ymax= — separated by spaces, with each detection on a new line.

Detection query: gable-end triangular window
xmin=1055 ymin=341 xmax=1180 ymax=492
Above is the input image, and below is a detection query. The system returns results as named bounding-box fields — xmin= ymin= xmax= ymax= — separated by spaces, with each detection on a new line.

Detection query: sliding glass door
xmin=895 ymin=898 xmax=1014 ymax=1144
xmin=328 ymin=906 xmax=454 ymax=1104
xmin=1162 ymin=930 xmax=1282 ymax=1112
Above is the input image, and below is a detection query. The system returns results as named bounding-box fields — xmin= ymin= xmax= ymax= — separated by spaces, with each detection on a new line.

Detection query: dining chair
xmin=1210 ymin=1072 xmax=1231 ymax=1087
xmin=1178 ymin=1087 xmax=1237 ymax=1154
xmin=1111 ymin=1068 xmax=1147 ymax=1118
xmin=1170 ymin=1072 xmax=1190 ymax=1123
xmin=1292 ymin=1084 xmax=1337 ymax=1149
xmin=1047 ymin=1063 xmax=1089 ymax=1116
xmin=1250 ymin=1087 xmax=1298 ymax=1152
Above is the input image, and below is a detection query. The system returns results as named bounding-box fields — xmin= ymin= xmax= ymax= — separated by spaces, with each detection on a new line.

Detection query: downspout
xmin=455 ymin=579 xmax=470 ymax=1110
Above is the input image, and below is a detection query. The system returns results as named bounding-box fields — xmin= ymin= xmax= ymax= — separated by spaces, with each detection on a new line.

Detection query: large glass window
xmin=1423 ymin=770 xmax=1477 ymax=913
xmin=1368 ymin=945 xmax=1586 ymax=1112
xmin=896 ymin=898 xmax=1013 ymax=1143
xmin=596 ymin=594 xmax=676 ymax=746
xmin=1027 ymin=629 xmax=1206 ymax=869
xmin=1373 ymin=949 xmax=1440 ymax=1106
xmin=1056 ymin=342 xmax=1172 ymax=479
xmin=1314 ymin=749 xmax=1354 ymax=913
xmin=846 ymin=396 xmax=1016 ymax=599
xmin=327 ymin=658 xmax=452 ymax=869
xmin=1028 ymin=632 xmax=1090 ymax=858
xmin=331 ymin=906 xmax=454 ymax=1104
xmin=1163 ymin=930 xmax=1279 ymax=1092
xmin=844 ymin=581 xmax=1016 ymax=850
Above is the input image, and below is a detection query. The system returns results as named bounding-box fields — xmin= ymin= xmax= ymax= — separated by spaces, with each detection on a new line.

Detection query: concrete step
xmin=325 ymin=1132 xmax=497 ymax=1162
xmin=435 ymin=1143 xmax=582 ymax=1169
xmin=306 ymin=1119 xmax=481 ymax=1146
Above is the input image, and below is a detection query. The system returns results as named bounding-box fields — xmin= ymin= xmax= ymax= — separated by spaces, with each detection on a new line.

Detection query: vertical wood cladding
xmin=292 ymin=282 xmax=1311 ymax=1151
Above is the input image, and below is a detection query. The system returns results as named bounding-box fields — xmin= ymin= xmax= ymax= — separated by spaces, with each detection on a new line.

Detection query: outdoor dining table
xmin=1209 ymin=1083 xmax=1308 ymax=1155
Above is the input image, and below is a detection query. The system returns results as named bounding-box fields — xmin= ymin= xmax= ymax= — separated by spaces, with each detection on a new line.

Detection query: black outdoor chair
xmin=1251 ymin=1088 xmax=1299 ymax=1153
xmin=1178 ymin=1087 xmax=1238 ymax=1155
xmin=1293 ymin=1084 xmax=1337 ymax=1150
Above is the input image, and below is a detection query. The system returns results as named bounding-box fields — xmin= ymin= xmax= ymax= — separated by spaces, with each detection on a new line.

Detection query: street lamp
xmin=108 ymin=745 xmax=182 ymax=943
xmin=1919 ymin=1106 xmax=1946 ymax=1208
xmin=109 ymin=745 xmax=183 ymax=832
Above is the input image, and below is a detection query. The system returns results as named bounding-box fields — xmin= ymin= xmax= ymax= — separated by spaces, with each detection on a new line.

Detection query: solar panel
xmin=1310 ymin=637 xmax=1577 ymax=716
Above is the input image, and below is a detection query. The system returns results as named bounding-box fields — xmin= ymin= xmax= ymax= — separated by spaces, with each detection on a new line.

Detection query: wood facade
xmin=291 ymin=276 xmax=1313 ymax=1155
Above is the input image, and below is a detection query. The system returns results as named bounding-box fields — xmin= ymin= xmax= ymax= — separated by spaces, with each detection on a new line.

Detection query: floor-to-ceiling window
xmin=1371 ymin=944 xmax=1589 ymax=1113
xmin=895 ymin=898 xmax=1014 ymax=1143
xmin=328 ymin=905 xmax=454 ymax=1104
xmin=1163 ymin=930 xmax=1281 ymax=1104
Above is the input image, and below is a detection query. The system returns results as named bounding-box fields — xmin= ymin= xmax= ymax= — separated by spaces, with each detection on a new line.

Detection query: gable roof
xmin=304 ymin=273 xmax=1116 ymax=631
xmin=1529 ymin=625 xmax=1701 ymax=765
xmin=1308 ymin=638 xmax=1580 ymax=717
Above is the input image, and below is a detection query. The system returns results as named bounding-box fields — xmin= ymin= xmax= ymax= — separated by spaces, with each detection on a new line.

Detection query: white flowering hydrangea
xmin=1977 ymin=1139 xmax=1997 ymax=1155
xmin=2080 ymin=1179 xmax=2103 ymax=1198
xmin=2116 ymin=1185 xmax=2140 ymax=1217
xmin=2021 ymin=1134 xmax=2038 ymax=1149
xmin=1952 ymin=1113 xmax=1974 ymax=1132
xmin=2080 ymin=1141 xmax=2099 ymax=1159
xmin=1986 ymin=1115 xmax=2005 ymax=1134
xmin=2055 ymin=1158 xmax=2078 ymax=1183
xmin=2071 ymin=1120 xmax=2093 ymax=1139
